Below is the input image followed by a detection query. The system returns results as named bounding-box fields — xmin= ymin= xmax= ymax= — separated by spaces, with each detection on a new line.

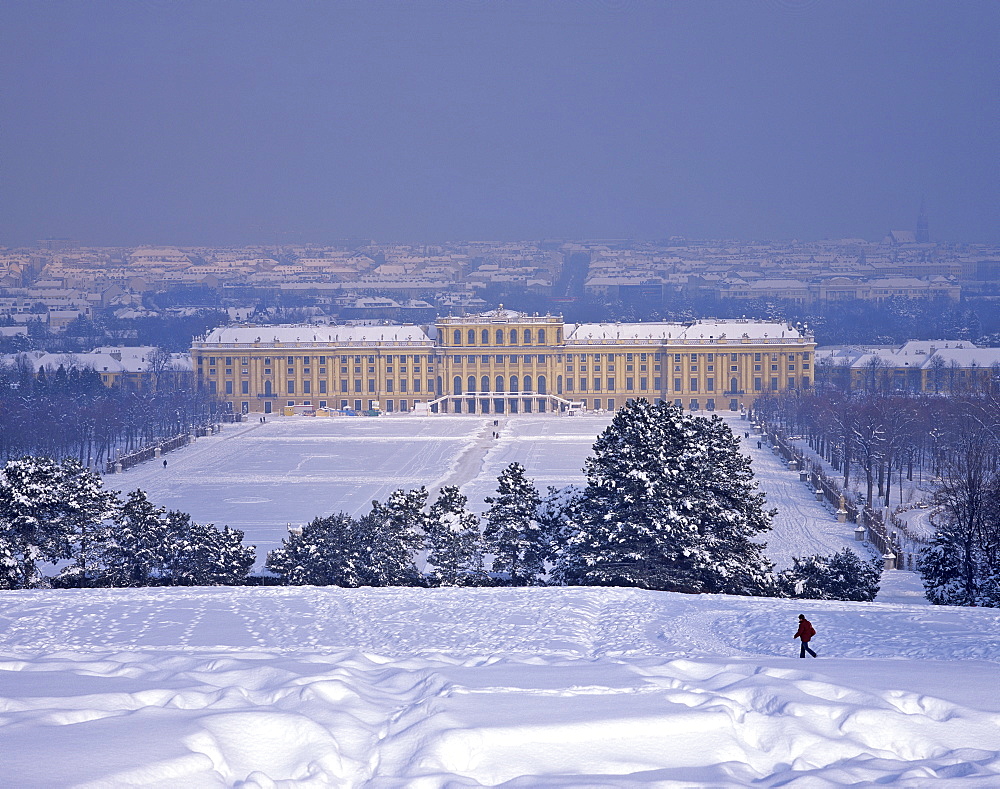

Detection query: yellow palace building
xmin=190 ymin=308 xmax=815 ymax=416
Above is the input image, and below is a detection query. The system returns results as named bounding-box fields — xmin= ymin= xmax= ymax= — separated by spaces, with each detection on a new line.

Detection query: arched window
xmin=731 ymin=377 xmax=738 ymax=393
xmin=510 ymin=329 xmax=517 ymax=344
xmin=453 ymin=376 xmax=462 ymax=395
xmin=523 ymin=375 xmax=532 ymax=392
xmin=496 ymin=329 xmax=504 ymax=344
xmin=538 ymin=329 xmax=546 ymax=343
xmin=481 ymin=375 xmax=490 ymax=392
xmin=556 ymin=375 xmax=562 ymax=394
xmin=468 ymin=329 xmax=476 ymax=344
xmin=555 ymin=329 xmax=562 ymax=343
xmin=453 ymin=330 xmax=461 ymax=345
xmin=524 ymin=329 xmax=532 ymax=344
xmin=510 ymin=375 xmax=519 ymax=392
xmin=481 ymin=329 xmax=489 ymax=344
xmin=495 ymin=375 xmax=505 ymax=392
xmin=538 ymin=375 xmax=547 ymax=394
xmin=264 ymin=380 xmax=272 ymax=395
xmin=468 ymin=376 xmax=477 ymax=392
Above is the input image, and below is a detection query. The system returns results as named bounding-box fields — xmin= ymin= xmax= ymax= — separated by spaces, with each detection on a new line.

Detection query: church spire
xmin=916 ymin=196 xmax=930 ymax=243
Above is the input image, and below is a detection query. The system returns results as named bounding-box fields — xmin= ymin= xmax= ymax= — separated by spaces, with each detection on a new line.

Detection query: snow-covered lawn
xmin=1 ymin=585 xmax=997 ymax=787
xmin=110 ymin=413 xmax=866 ymax=572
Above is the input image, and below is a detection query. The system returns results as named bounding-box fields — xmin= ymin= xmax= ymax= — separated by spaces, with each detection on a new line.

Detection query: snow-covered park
xmin=108 ymin=412 xmax=865 ymax=572
xmin=6 ymin=412 xmax=994 ymax=786
xmin=1 ymin=585 xmax=999 ymax=787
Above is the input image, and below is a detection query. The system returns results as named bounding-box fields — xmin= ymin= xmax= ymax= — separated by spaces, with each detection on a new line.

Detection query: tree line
xmin=1 ymin=401 xmax=880 ymax=602
xmin=0 ymin=357 xmax=226 ymax=468
xmin=754 ymin=389 xmax=1000 ymax=607
xmin=0 ymin=456 xmax=253 ymax=589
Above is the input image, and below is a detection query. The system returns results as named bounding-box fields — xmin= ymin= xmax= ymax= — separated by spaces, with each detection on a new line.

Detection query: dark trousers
xmin=800 ymin=640 xmax=817 ymax=658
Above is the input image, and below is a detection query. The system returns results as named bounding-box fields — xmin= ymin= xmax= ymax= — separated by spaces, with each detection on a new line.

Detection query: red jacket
xmin=795 ymin=618 xmax=815 ymax=642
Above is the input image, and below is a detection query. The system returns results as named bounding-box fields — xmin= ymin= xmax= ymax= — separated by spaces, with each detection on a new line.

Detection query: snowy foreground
xmin=2 ymin=586 xmax=999 ymax=787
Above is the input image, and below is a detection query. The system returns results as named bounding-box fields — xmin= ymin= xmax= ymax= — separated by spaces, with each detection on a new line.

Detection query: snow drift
xmin=1 ymin=585 xmax=998 ymax=787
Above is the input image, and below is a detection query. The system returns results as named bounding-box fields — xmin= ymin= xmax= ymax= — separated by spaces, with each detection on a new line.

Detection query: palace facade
xmin=190 ymin=309 xmax=815 ymax=415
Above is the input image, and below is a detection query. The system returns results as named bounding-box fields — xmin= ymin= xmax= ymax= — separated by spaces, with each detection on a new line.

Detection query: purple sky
xmin=1 ymin=0 xmax=997 ymax=246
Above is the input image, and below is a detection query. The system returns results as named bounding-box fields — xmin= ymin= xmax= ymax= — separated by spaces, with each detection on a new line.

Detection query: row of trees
xmin=0 ymin=357 xmax=226 ymax=467
xmin=0 ymin=457 xmax=254 ymax=589
xmin=755 ymin=389 xmax=1000 ymax=607
xmin=753 ymin=390 xmax=1000 ymax=508
xmin=1 ymin=401 xmax=881 ymax=601
xmin=919 ymin=423 xmax=1000 ymax=607
xmin=267 ymin=400 xmax=881 ymax=600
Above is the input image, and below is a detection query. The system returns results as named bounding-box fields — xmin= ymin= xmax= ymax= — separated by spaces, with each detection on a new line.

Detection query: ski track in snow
xmin=1 ymin=586 xmax=999 ymax=787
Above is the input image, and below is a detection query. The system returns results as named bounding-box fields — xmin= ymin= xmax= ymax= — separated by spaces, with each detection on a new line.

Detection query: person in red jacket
xmin=794 ymin=614 xmax=817 ymax=658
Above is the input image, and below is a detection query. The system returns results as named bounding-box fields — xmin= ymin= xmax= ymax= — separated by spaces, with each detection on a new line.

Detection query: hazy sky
xmin=1 ymin=0 xmax=997 ymax=247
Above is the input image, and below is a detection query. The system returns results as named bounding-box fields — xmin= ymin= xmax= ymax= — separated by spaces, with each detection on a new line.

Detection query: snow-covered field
xmin=5 ymin=412 xmax=979 ymax=786
xmin=1 ymin=585 xmax=998 ymax=787
xmin=110 ymin=413 xmax=863 ymax=571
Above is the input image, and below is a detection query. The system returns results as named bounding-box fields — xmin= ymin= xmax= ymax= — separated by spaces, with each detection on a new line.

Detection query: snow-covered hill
xmin=1 ymin=586 xmax=998 ymax=787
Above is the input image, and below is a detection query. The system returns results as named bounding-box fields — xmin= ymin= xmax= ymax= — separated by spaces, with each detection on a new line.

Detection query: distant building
xmin=191 ymin=309 xmax=815 ymax=416
xmin=916 ymin=197 xmax=930 ymax=244
xmin=815 ymin=339 xmax=1000 ymax=394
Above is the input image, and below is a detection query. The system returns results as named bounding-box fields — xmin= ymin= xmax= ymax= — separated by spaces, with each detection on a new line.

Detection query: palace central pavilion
xmin=191 ymin=309 xmax=815 ymax=415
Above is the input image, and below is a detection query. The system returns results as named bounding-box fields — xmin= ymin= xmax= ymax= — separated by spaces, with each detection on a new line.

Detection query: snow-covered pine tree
xmin=266 ymin=489 xmax=427 ymax=587
xmin=918 ymin=523 xmax=970 ymax=605
xmin=554 ymin=399 xmax=775 ymax=595
xmin=425 ymin=485 xmax=485 ymax=586
xmin=780 ymin=549 xmax=881 ymax=601
xmin=682 ymin=414 xmax=777 ymax=595
xmin=365 ymin=488 xmax=428 ymax=586
xmin=483 ymin=463 xmax=547 ymax=585
xmin=162 ymin=511 xmax=255 ymax=586
xmin=536 ymin=484 xmax=582 ymax=571
xmin=265 ymin=513 xmax=359 ymax=586
xmin=75 ymin=489 xmax=170 ymax=587
xmin=0 ymin=456 xmax=117 ymax=589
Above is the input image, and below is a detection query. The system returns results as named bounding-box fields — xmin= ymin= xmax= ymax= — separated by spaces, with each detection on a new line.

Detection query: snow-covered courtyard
xmin=1 ymin=585 xmax=998 ymax=787
xmin=109 ymin=412 xmax=865 ymax=572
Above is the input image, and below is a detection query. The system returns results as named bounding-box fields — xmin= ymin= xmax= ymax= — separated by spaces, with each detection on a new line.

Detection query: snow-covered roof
xmin=438 ymin=306 xmax=556 ymax=325
xmin=924 ymin=348 xmax=1000 ymax=369
xmin=565 ymin=320 xmax=808 ymax=343
xmin=202 ymin=324 xmax=434 ymax=345
xmin=897 ymin=340 xmax=975 ymax=356
xmin=34 ymin=352 xmax=125 ymax=373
